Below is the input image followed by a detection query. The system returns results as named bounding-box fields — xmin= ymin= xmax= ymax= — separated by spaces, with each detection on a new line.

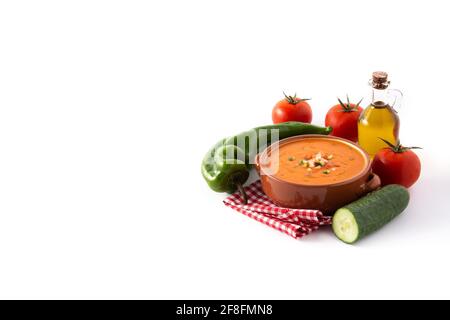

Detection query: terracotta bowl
xmin=255 ymin=135 xmax=380 ymax=215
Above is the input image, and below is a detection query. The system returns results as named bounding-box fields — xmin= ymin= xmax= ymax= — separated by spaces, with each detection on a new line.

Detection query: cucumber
xmin=332 ymin=185 xmax=409 ymax=244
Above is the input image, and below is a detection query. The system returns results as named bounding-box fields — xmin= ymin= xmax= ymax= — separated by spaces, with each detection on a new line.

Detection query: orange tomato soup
xmin=263 ymin=138 xmax=367 ymax=185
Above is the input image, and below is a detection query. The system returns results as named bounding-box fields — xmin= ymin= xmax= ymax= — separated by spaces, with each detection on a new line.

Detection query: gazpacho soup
xmin=262 ymin=137 xmax=367 ymax=185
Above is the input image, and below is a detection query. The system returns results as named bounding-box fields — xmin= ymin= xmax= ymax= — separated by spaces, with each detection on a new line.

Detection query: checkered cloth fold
xmin=223 ymin=180 xmax=332 ymax=239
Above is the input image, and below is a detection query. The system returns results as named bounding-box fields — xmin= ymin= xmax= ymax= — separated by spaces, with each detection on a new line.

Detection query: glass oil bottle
xmin=357 ymin=71 xmax=403 ymax=157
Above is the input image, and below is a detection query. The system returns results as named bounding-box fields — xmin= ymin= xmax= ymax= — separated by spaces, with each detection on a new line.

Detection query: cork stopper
xmin=371 ymin=71 xmax=390 ymax=89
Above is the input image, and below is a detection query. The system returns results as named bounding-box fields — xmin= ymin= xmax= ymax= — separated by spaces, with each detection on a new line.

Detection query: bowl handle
xmin=254 ymin=153 xmax=261 ymax=174
xmin=364 ymin=172 xmax=381 ymax=193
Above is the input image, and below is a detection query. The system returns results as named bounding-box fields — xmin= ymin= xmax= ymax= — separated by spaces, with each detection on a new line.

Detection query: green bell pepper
xmin=201 ymin=122 xmax=332 ymax=203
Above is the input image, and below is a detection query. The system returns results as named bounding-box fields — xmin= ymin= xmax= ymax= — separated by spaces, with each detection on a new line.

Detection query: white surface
xmin=0 ymin=0 xmax=449 ymax=299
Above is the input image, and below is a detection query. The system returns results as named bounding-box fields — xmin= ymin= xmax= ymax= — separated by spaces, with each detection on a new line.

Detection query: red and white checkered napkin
xmin=223 ymin=180 xmax=332 ymax=239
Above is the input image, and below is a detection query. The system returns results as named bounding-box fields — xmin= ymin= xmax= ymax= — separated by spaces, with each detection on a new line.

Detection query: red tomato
xmin=372 ymin=140 xmax=422 ymax=188
xmin=272 ymin=92 xmax=312 ymax=124
xmin=325 ymin=96 xmax=363 ymax=142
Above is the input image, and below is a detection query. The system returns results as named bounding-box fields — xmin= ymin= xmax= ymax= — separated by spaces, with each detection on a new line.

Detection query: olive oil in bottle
xmin=358 ymin=72 xmax=402 ymax=157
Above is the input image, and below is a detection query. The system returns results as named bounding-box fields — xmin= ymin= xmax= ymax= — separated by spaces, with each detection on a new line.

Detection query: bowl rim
xmin=256 ymin=134 xmax=372 ymax=188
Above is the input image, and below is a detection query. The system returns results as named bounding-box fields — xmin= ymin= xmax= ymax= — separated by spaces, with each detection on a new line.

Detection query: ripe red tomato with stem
xmin=272 ymin=92 xmax=312 ymax=124
xmin=372 ymin=138 xmax=422 ymax=188
xmin=325 ymin=95 xmax=363 ymax=142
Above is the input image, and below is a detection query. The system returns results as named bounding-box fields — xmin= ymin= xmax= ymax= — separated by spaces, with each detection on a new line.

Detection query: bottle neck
xmin=370 ymin=88 xmax=390 ymax=107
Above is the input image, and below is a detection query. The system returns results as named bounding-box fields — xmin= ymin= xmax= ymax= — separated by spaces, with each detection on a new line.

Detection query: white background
xmin=1 ymin=0 xmax=449 ymax=299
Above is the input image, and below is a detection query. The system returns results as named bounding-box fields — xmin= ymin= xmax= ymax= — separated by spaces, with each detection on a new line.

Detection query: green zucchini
xmin=332 ymin=185 xmax=410 ymax=244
